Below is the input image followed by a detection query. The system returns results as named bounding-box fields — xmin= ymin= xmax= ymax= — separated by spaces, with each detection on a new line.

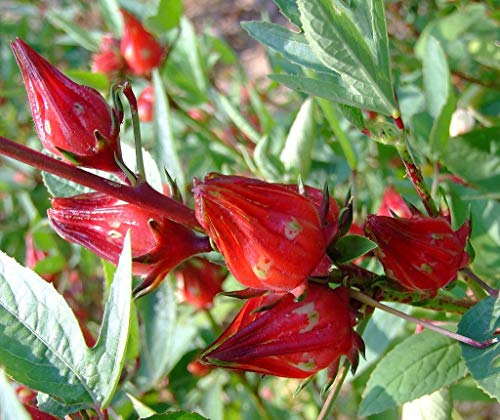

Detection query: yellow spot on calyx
xmin=293 ymin=302 xmax=319 ymax=333
xmin=252 ymin=256 xmax=272 ymax=279
xmin=44 ymin=120 xmax=51 ymax=135
xmin=285 ymin=217 xmax=302 ymax=240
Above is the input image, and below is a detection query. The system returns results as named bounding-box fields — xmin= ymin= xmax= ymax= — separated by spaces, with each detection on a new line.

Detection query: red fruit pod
xmin=193 ymin=174 xmax=326 ymax=295
xmin=201 ymin=284 xmax=363 ymax=379
xmin=377 ymin=186 xmax=412 ymax=218
xmin=48 ymin=192 xmax=209 ymax=288
xmin=137 ymin=84 xmax=154 ymax=122
xmin=176 ymin=257 xmax=227 ymax=309
xmin=120 ymin=9 xmax=164 ymax=76
xmin=364 ymin=214 xmax=470 ymax=294
xmin=91 ymin=34 xmax=124 ymax=77
xmin=11 ymin=38 xmax=122 ymax=173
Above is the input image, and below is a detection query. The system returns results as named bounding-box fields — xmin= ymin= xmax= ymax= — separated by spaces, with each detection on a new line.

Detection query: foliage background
xmin=0 ymin=0 xmax=499 ymax=419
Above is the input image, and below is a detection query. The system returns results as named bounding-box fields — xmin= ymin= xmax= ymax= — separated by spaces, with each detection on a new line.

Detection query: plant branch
xmin=0 ymin=135 xmax=201 ymax=230
xmin=396 ymin=134 xmax=439 ymax=217
xmin=461 ymin=267 xmax=499 ymax=297
xmin=349 ymin=289 xmax=498 ymax=349
xmin=318 ymin=363 xmax=349 ymax=420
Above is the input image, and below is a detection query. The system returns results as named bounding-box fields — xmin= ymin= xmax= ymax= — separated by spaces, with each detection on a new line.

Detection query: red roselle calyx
xmin=364 ymin=214 xmax=470 ymax=294
xmin=11 ymin=38 xmax=123 ymax=173
xmin=48 ymin=192 xmax=211 ymax=295
xmin=137 ymin=84 xmax=154 ymax=122
xmin=175 ymin=257 xmax=227 ymax=309
xmin=201 ymin=284 xmax=363 ymax=379
xmin=193 ymin=174 xmax=326 ymax=295
xmin=91 ymin=34 xmax=124 ymax=77
xmin=120 ymin=9 xmax=164 ymax=76
xmin=377 ymin=185 xmax=412 ymax=218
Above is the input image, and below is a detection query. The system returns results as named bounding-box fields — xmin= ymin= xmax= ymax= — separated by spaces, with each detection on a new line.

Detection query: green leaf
xmin=316 ymin=98 xmax=358 ymax=170
xmin=212 ymin=91 xmax=261 ymax=144
xmin=458 ymin=296 xmax=500 ymax=401
xmin=297 ymin=0 xmax=397 ymax=116
xmin=423 ymin=36 xmax=455 ymax=155
xmin=333 ymin=234 xmax=377 ymax=264
xmin=88 ymin=233 xmax=132 ymax=407
xmin=46 ymin=10 xmax=100 ymax=51
xmin=65 ymin=70 xmax=110 ymax=92
xmin=335 ymin=0 xmax=392 ymax=81
xmin=153 ymin=69 xmax=186 ymax=194
xmin=98 ymin=0 xmax=123 ymax=35
xmin=254 ymin=136 xmax=285 ymax=181
xmin=271 ymin=73 xmax=393 ymax=115
xmin=242 ymin=22 xmax=332 ymax=74
xmin=127 ymin=393 xmax=158 ymax=418
xmin=280 ymin=98 xmax=315 ymax=177
xmin=441 ymin=127 xmax=500 ymax=194
xmin=360 ymin=330 xmax=467 ymax=416
xmin=0 ymin=236 xmax=132 ymax=411
xmin=336 ymin=103 xmax=366 ymax=130
xmin=147 ymin=0 xmax=183 ymax=32
xmin=0 ymin=251 xmax=94 ymax=406
xmin=135 ymin=278 xmax=177 ymax=390
xmin=273 ymin=0 xmax=302 ymax=28
xmin=0 ymin=368 xmax=31 ymax=420
xmin=42 ymin=171 xmax=94 ymax=197
xmin=401 ymin=389 xmax=452 ymax=420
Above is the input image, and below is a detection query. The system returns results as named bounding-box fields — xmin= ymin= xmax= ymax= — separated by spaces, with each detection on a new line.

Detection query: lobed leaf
xmin=360 ymin=330 xmax=467 ymax=416
xmin=297 ymin=0 xmax=397 ymax=115
xmin=242 ymin=21 xmax=332 ymax=74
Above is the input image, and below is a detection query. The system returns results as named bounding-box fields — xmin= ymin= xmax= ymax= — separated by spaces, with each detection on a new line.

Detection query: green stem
xmin=0 ymin=135 xmax=201 ymax=230
xmin=120 ymin=82 xmax=146 ymax=181
xmin=317 ymin=98 xmax=358 ymax=170
xmin=318 ymin=363 xmax=349 ymax=420
xmin=349 ymin=289 xmax=498 ymax=349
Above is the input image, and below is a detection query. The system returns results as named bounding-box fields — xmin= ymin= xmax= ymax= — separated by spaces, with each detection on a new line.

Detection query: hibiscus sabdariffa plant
xmin=0 ymin=1 xmax=498 ymax=419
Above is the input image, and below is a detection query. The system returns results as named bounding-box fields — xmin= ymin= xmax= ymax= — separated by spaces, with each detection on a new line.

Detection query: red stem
xmin=0 ymin=135 xmax=201 ymax=231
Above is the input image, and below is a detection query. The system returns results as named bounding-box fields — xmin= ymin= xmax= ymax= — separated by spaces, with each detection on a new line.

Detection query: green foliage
xmin=360 ymin=330 xmax=467 ymax=416
xmin=458 ymin=296 xmax=500 ymax=400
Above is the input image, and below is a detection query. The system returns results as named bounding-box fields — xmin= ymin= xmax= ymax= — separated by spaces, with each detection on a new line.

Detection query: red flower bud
xmin=193 ymin=174 xmax=326 ymax=295
xmin=364 ymin=214 xmax=470 ymax=294
xmin=48 ymin=193 xmax=209 ymax=287
xmin=201 ymin=284 xmax=363 ymax=379
xmin=91 ymin=34 xmax=124 ymax=77
xmin=120 ymin=9 xmax=164 ymax=76
xmin=377 ymin=186 xmax=412 ymax=218
xmin=137 ymin=84 xmax=154 ymax=122
xmin=176 ymin=257 xmax=227 ymax=309
xmin=11 ymin=38 xmax=122 ymax=173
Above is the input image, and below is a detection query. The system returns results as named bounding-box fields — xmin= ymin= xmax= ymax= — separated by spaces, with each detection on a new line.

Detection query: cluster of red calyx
xmin=10 ymin=36 xmax=473 ymax=383
xmin=91 ymin=9 xmax=163 ymax=122
xmin=91 ymin=9 xmax=164 ymax=78
xmin=11 ymin=39 xmax=210 ymax=297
